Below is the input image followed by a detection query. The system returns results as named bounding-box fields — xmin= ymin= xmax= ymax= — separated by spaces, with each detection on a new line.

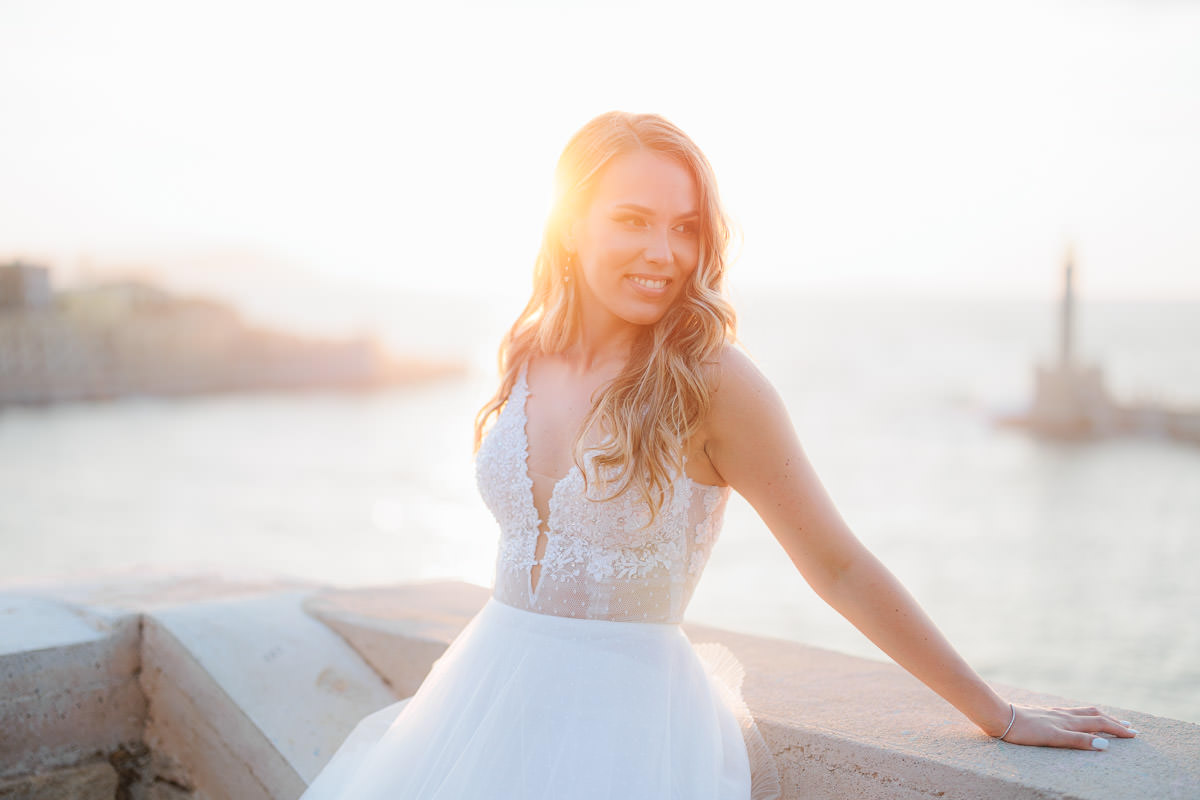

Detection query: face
xmin=567 ymin=149 xmax=701 ymax=330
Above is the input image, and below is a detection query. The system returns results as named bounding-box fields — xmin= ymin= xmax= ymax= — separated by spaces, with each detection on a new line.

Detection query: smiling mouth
xmin=628 ymin=275 xmax=669 ymax=290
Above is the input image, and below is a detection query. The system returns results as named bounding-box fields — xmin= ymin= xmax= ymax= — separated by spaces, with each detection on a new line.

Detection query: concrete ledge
xmin=305 ymin=581 xmax=1200 ymax=800
xmin=142 ymin=590 xmax=396 ymax=797
xmin=1 ymin=575 xmax=1197 ymax=800
xmin=693 ymin=619 xmax=1175 ymax=800
xmin=0 ymin=596 xmax=144 ymax=779
xmin=0 ymin=571 xmax=394 ymax=799
xmin=304 ymin=581 xmax=492 ymax=698
xmin=0 ymin=760 xmax=119 ymax=800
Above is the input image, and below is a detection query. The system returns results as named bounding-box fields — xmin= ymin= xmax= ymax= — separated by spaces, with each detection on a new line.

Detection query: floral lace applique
xmin=476 ymin=363 xmax=731 ymax=623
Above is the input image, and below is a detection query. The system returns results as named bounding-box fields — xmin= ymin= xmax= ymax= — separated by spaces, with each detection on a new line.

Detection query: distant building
xmin=57 ymin=280 xmax=172 ymax=324
xmin=0 ymin=261 xmax=52 ymax=311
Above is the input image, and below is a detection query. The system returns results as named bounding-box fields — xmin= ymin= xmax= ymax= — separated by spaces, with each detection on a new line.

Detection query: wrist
xmin=995 ymin=702 xmax=1017 ymax=740
xmin=969 ymin=688 xmax=1015 ymax=737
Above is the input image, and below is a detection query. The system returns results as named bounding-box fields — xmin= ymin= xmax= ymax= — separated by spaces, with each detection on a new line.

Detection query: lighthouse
xmin=995 ymin=246 xmax=1200 ymax=444
xmin=1023 ymin=245 xmax=1117 ymax=438
xmin=1059 ymin=244 xmax=1075 ymax=369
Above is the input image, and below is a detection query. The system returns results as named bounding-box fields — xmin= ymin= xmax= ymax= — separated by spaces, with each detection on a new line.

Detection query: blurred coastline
xmin=0 ymin=262 xmax=460 ymax=407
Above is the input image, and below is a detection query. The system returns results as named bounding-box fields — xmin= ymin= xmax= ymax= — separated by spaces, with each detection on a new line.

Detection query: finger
xmin=1097 ymin=717 xmax=1138 ymax=737
xmin=1058 ymin=707 xmax=1139 ymax=736
xmin=1061 ymin=731 xmax=1111 ymax=751
xmin=1094 ymin=713 xmax=1138 ymax=737
xmin=1064 ymin=714 xmax=1138 ymax=738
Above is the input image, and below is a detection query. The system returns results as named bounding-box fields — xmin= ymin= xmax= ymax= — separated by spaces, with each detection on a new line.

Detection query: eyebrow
xmin=614 ymin=203 xmax=699 ymax=220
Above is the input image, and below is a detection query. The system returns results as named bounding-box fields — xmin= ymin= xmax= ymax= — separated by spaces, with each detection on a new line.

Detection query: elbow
xmin=801 ymin=543 xmax=875 ymax=604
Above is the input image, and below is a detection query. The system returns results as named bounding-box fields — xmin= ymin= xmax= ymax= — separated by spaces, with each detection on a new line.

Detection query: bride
xmin=300 ymin=111 xmax=1135 ymax=799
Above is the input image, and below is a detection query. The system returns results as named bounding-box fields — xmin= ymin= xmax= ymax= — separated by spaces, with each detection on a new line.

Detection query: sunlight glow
xmin=1 ymin=0 xmax=1198 ymax=306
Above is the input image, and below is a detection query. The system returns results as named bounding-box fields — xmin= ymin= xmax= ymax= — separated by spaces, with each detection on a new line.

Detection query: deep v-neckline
xmin=515 ymin=362 xmax=580 ymax=529
xmin=514 ymin=359 xmax=726 ymax=513
xmin=514 ymin=362 xmax=584 ymax=604
xmin=510 ymin=360 xmax=728 ymax=604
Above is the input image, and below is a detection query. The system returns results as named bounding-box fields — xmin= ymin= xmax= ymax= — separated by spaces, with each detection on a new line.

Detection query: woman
xmin=301 ymin=111 xmax=1135 ymax=800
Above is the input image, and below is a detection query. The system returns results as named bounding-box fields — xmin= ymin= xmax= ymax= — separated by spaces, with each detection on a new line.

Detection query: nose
xmin=644 ymin=227 xmax=673 ymax=265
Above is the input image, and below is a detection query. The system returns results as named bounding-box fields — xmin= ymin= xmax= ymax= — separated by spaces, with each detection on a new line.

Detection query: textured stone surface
xmin=304 ymin=581 xmax=491 ymax=697
xmin=685 ymin=619 xmax=1199 ymax=800
xmin=0 ymin=595 xmax=145 ymax=779
xmin=143 ymin=589 xmax=396 ymax=798
xmin=2 ymin=574 xmax=1196 ymax=800
xmin=304 ymin=579 xmax=1200 ymax=800
xmin=0 ymin=760 xmax=119 ymax=800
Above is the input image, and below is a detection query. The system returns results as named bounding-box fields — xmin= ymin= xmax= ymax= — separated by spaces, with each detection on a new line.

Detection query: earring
xmin=563 ymin=253 xmax=573 ymax=284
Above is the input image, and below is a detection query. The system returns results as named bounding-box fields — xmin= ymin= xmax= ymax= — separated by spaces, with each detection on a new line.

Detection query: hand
xmin=998 ymin=703 xmax=1138 ymax=750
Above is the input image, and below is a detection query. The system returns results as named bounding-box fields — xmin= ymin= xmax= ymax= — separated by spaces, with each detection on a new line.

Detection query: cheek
xmin=584 ymin=238 xmax=643 ymax=276
xmin=676 ymin=238 xmax=701 ymax=267
xmin=607 ymin=230 xmax=650 ymax=257
xmin=679 ymin=247 xmax=702 ymax=282
xmin=669 ymin=265 xmax=700 ymax=304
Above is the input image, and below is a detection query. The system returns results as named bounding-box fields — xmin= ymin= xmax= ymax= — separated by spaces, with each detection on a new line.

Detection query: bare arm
xmin=700 ymin=347 xmax=1135 ymax=750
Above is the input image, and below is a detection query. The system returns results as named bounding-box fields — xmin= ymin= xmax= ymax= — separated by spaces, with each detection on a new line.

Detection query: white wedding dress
xmin=300 ymin=364 xmax=782 ymax=799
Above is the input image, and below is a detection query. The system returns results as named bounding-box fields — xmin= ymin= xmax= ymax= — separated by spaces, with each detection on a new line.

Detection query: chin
xmin=620 ymin=302 xmax=679 ymax=328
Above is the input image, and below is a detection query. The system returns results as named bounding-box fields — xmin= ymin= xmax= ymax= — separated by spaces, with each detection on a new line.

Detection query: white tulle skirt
xmin=300 ymin=596 xmax=781 ymax=800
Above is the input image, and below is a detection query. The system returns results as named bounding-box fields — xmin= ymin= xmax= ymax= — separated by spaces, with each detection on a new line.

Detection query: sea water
xmin=1 ymin=289 xmax=1197 ymax=724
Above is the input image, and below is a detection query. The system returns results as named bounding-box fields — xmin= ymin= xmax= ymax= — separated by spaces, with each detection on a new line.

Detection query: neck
xmin=564 ymin=300 xmax=642 ymax=375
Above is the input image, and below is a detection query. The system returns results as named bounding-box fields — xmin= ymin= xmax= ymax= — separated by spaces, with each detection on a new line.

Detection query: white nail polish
xmin=1092 ymin=737 xmax=1108 ymax=750
xmin=1128 ymin=729 xmax=1140 ymax=735
xmin=1120 ymin=720 xmax=1132 ymax=727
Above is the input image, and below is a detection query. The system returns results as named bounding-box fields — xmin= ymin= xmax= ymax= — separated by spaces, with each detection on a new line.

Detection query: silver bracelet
xmin=998 ymin=703 xmax=1016 ymax=741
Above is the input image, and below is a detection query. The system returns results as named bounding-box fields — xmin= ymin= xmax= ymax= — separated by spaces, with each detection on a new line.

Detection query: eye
xmin=673 ymin=221 xmax=698 ymax=235
xmin=615 ymin=215 xmax=648 ymax=228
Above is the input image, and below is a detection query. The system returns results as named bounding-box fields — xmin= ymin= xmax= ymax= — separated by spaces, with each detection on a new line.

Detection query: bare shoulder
xmin=690 ymin=343 xmax=794 ymax=483
xmin=702 ymin=343 xmax=789 ymax=425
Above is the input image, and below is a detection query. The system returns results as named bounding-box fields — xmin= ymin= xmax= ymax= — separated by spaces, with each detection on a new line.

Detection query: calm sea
xmin=2 ymin=288 xmax=1197 ymax=724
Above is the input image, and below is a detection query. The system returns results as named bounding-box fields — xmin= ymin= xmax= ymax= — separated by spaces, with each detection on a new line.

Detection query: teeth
xmin=630 ymin=276 xmax=668 ymax=289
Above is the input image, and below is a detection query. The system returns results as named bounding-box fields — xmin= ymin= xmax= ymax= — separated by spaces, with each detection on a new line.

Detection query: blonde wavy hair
xmin=473 ymin=111 xmax=736 ymax=521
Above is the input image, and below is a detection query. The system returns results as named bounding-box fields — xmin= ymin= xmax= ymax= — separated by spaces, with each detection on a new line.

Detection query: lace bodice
xmin=475 ymin=363 xmax=731 ymax=623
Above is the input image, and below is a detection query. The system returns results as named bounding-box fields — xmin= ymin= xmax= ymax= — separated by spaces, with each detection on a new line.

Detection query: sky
xmin=1 ymin=0 xmax=1199 ymax=316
